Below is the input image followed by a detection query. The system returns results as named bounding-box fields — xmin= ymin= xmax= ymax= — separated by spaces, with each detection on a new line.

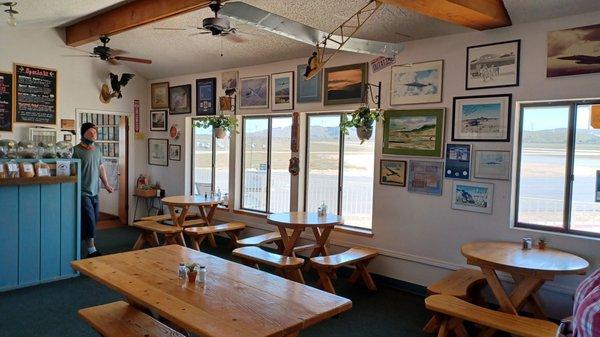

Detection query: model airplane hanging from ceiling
xmin=220 ymin=0 xmax=403 ymax=79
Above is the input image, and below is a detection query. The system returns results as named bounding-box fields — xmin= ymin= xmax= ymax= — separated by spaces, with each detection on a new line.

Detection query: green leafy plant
xmin=185 ymin=263 xmax=199 ymax=273
xmin=193 ymin=114 xmax=238 ymax=134
xmin=340 ymin=107 xmax=384 ymax=143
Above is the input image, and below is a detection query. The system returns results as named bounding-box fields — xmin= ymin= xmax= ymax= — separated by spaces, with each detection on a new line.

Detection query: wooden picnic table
xmin=162 ymin=195 xmax=221 ymax=246
xmin=72 ymin=245 xmax=352 ymax=337
xmin=267 ymin=212 xmax=343 ymax=257
xmin=461 ymin=241 xmax=588 ymax=336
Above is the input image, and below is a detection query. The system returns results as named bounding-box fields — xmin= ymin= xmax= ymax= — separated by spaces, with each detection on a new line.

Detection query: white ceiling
xmin=6 ymin=0 xmax=600 ymax=79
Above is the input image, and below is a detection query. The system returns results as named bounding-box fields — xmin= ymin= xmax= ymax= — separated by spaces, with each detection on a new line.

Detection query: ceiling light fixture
xmin=2 ymin=2 xmax=18 ymax=27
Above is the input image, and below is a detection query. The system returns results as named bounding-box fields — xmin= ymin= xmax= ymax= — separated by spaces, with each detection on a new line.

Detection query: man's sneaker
xmin=86 ymin=250 xmax=102 ymax=258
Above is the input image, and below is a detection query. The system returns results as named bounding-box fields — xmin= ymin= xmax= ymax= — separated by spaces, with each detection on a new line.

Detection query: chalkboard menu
xmin=0 ymin=72 xmax=11 ymax=132
xmin=14 ymin=63 xmax=57 ymax=125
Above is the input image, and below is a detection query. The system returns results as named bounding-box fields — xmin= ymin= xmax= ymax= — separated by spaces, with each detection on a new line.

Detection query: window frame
xmin=190 ymin=120 xmax=216 ymax=195
xmin=514 ymin=99 xmax=600 ymax=239
xmin=240 ymin=114 xmax=292 ymax=214
xmin=304 ymin=112 xmax=374 ymax=230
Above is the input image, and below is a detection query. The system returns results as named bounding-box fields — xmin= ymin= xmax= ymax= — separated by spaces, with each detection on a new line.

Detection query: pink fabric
xmin=573 ymin=286 xmax=600 ymax=337
xmin=574 ymin=268 xmax=600 ymax=315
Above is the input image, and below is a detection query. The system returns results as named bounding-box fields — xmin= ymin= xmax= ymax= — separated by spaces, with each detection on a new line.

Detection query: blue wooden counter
xmin=0 ymin=159 xmax=81 ymax=291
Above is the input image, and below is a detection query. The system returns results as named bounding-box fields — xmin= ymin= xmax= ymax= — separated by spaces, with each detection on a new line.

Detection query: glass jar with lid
xmin=0 ymin=139 xmax=18 ymax=159
xmin=18 ymin=141 xmax=38 ymax=159
xmin=56 ymin=141 xmax=74 ymax=159
xmin=38 ymin=142 xmax=57 ymax=159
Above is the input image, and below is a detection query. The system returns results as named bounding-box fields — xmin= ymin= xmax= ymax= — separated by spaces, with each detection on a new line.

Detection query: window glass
xmin=242 ymin=118 xmax=269 ymax=212
xmin=193 ymin=126 xmax=213 ymax=195
xmin=269 ymin=117 xmax=292 ymax=213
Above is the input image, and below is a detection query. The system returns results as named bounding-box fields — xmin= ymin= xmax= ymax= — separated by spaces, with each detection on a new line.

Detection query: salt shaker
xmin=197 ymin=266 xmax=207 ymax=284
xmin=178 ymin=262 xmax=187 ymax=287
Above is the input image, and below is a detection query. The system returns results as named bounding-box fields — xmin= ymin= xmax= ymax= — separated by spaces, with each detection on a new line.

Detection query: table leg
xmin=481 ymin=267 xmax=518 ymax=315
xmin=510 ymin=273 xmax=546 ymax=318
xmin=198 ymin=205 xmax=217 ymax=248
xmin=277 ymin=226 xmax=304 ymax=256
xmin=309 ymin=226 xmax=333 ymax=257
xmin=167 ymin=205 xmax=180 ymax=227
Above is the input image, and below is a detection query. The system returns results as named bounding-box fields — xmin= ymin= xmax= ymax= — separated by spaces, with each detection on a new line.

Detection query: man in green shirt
xmin=73 ymin=122 xmax=114 ymax=258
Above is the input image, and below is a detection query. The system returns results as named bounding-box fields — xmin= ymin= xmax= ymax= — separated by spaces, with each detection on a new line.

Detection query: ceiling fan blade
xmin=113 ymin=56 xmax=152 ymax=64
xmin=62 ymin=55 xmax=96 ymax=58
xmin=108 ymin=58 xmax=120 ymax=65
xmin=224 ymin=33 xmax=246 ymax=43
xmin=220 ymin=2 xmax=403 ymax=56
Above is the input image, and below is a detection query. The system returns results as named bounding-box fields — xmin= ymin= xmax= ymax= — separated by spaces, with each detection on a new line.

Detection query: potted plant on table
xmin=193 ymin=114 xmax=238 ymax=139
xmin=186 ymin=263 xmax=199 ymax=283
xmin=340 ymin=106 xmax=384 ymax=144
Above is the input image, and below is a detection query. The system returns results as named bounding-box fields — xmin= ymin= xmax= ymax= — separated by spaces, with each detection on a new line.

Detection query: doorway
xmin=77 ymin=110 xmax=130 ymax=225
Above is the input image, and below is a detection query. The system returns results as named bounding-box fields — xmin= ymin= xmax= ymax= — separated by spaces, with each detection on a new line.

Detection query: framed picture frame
xmin=150 ymin=110 xmax=168 ymax=131
xmin=151 ymin=82 xmax=169 ymax=109
xmin=452 ymin=94 xmax=511 ymax=142
xmin=445 ymin=144 xmax=471 ymax=180
xmin=466 ymin=40 xmax=520 ymax=90
xmin=271 ymin=71 xmax=294 ymax=111
xmin=390 ymin=60 xmax=443 ymax=105
xmin=168 ymin=84 xmax=191 ymax=114
xmin=221 ymin=70 xmax=238 ymax=91
xmin=383 ymin=109 xmax=445 ymax=157
xmin=148 ymin=138 xmax=169 ymax=166
xmin=169 ymin=144 xmax=181 ymax=161
xmin=324 ymin=63 xmax=367 ymax=105
xmin=240 ymin=75 xmax=269 ymax=109
xmin=474 ymin=150 xmax=511 ymax=180
xmin=451 ymin=181 xmax=494 ymax=214
xmin=380 ymin=159 xmax=407 ymax=187
xmin=407 ymin=160 xmax=444 ymax=195
xmin=196 ymin=78 xmax=217 ymax=115
xmin=296 ymin=64 xmax=322 ymax=103
xmin=547 ymin=24 xmax=600 ymax=77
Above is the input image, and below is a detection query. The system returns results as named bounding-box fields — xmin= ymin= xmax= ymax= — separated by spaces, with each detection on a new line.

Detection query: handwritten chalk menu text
xmin=0 ymin=72 xmax=12 ymax=131
xmin=14 ymin=64 xmax=57 ymax=125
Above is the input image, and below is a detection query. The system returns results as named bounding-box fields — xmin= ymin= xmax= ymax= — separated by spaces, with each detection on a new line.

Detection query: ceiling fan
xmin=65 ymin=35 xmax=152 ymax=65
xmin=154 ymin=0 xmax=247 ymax=43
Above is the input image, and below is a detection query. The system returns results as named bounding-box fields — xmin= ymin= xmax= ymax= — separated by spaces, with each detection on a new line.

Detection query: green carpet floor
xmin=0 ymin=227 xmax=432 ymax=337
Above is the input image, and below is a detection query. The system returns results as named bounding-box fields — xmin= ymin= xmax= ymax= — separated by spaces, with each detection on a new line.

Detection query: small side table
xmin=133 ymin=189 xmax=165 ymax=221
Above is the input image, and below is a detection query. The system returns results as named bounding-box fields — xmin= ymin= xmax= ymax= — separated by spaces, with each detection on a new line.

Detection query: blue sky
xmin=522 ymin=105 xmax=592 ymax=131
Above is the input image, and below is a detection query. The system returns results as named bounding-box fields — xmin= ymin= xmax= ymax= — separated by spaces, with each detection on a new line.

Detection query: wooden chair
xmin=232 ymin=246 xmax=305 ymax=284
xmin=425 ymin=294 xmax=559 ymax=337
xmin=131 ymin=221 xmax=184 ymax=250
xmin=236 ymin=231 xmax=284 ymax=252
xmin=184 ymin=222 xmax=246 ymax=251
xmin=78 ymin=301 xmax=184 ymax=337
xmin=423 ymin=269 xmax=487 ymax=335
xmin=310 ymin=247 xmax=378 ymax=294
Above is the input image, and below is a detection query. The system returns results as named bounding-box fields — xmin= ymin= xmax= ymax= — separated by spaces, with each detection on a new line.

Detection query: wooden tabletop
xmin=461 ymin=241 xmax=589 ymax=275
xmin=267 ymin=212 xmax=344 ymax=228
xmin=162 ymin=195 xmax=221 ymax=206
xmin=71 ymin=245 xmax=351 ymax=337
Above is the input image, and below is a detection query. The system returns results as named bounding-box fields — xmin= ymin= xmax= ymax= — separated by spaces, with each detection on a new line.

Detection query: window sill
xmin=513 ymin=224 xmax=600 ymax=242
xmin=333 ymin=225 xmax=374 ymax=238
xmin=233 ymin=209 xmax=268 ymax=219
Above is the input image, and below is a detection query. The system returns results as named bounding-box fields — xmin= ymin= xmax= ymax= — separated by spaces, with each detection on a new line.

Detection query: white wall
xmin=0 ymin=27 xmax=149 ymax=224
xmin=148 ymin=11 xmax=599 ymax=318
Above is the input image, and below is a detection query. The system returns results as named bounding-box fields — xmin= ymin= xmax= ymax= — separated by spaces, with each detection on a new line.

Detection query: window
xmin=305 ymin=113 xmax=375 ymax=229
xmin=516 ymin=101 xmax=600 ymax=237
xmin=191 ymin=122 xmax=230 ymax=201
xmin=241 ymin=116 xmax=292 ymax=213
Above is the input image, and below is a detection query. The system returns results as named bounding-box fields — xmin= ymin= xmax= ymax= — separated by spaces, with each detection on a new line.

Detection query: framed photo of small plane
xmin=452 ymin=94 xmax=511 ymax=142
xmin=390 ymin=60 xmax=443 ymax=105
xmin=547 ymin=23 xmax=600 ymax=77
xmin=466 ymin=40 xmax=520 ymax=90
xmin=240 ymin=75 xmax=269 ymax=109
xmin=380 ymin=159 xmax=407 ymax=187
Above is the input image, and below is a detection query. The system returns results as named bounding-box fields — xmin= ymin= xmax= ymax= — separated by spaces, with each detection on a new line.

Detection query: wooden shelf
xmin=0 ymin=175 xmax=77 ymax=186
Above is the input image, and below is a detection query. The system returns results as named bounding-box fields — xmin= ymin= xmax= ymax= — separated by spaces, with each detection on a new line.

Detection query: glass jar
xmin=0 ymin=139 xmax=17 ymax=159
xmin=18 ymin=141 xmax=38 ymax=159
xmin=56 ymin=141 xmax=74 ymax=159
xmin=38 ymin=142 xmax=57 ymax=159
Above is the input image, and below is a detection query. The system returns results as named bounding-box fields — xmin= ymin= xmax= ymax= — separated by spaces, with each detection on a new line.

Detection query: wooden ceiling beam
xmin=379 ymin=0 xmax=511 ymax=30
xmin=65 ymin=0 xmax=215 ymax=46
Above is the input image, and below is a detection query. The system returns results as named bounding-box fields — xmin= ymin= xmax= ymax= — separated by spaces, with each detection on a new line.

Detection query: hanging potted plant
xmin=193 ymin=114 xmax=238 ymax=139
xmin=340 ymin=107 xmax=384 ymax=144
